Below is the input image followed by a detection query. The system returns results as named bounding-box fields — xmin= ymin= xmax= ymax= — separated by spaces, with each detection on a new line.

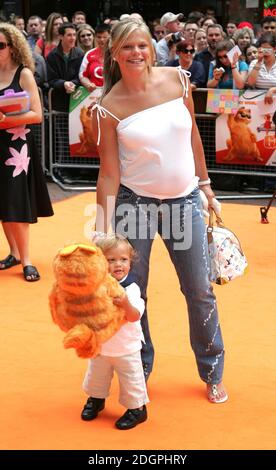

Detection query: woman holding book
xmin=0 ymin=23 xmax=53 ymax=281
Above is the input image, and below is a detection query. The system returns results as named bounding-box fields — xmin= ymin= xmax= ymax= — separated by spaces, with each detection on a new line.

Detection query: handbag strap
xmin=207 ymin=208 xmax=245 ymax=255
xmin=207 ymin=207 xmax=225 ymax=243
xmin=208 ymin=207 xmax=224 ymax=228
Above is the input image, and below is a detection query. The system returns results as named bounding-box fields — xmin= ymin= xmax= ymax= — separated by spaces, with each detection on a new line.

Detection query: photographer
xmin=156 ymin=11 xmax=184 ymax=65
xmin=165 ymin=31 xmax=184 ymax=64
xmin=207 ymin=40 xmax=248 ymax=89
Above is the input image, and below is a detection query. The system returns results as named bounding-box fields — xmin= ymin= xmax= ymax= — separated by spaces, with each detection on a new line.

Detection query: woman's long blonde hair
xmin=101 ymin=18 xmax=155 ymax=101
xmin=0 ymin=23 xmax=34 ymax=72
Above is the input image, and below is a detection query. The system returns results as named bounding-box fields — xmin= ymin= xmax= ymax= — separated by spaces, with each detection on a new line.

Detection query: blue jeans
xmin=114 ymin=185 xmax=224 ymax=384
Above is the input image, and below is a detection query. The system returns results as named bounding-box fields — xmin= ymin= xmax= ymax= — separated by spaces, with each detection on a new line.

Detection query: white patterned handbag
xmin=207 ymin=209 xmax=248 ymax=285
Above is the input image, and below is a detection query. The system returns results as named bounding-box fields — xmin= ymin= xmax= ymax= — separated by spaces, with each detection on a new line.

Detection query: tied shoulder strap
xmin=92 ymin=103 xmax=120 ymax=146
xmin=176 ymin=66 xmax=191 ymax=98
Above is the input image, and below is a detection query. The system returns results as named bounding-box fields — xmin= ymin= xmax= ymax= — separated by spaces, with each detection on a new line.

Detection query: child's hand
xmin=113 ymin=294 xmax=128 ymax=308
xmin=113 ymin=294 xmax=140 ymax=322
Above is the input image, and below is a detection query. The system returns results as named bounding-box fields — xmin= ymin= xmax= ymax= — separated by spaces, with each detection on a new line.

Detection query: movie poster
xmin=69 ymin=86 xmax=102 ymax=157
xmin=215 ymin=90 xmax=276 ymax=166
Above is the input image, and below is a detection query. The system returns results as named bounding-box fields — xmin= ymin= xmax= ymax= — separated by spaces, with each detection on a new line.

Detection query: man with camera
xmin=156 ymin=11 xmax=184 ymax=65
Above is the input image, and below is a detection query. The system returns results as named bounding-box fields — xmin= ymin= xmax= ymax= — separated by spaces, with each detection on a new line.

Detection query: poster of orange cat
xmin=216 ymin=91 xmax=276 ymax=166
xmin=69 ymin=86 xmax=102 ymax=157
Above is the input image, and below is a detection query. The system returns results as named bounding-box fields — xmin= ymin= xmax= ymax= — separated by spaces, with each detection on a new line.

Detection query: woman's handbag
xmin=207 ymin=208 xmax=248 ymax=285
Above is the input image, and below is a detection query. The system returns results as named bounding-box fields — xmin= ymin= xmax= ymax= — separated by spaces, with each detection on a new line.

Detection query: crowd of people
xmin=1 ymin=9 xmax=274 ymax=100
xmin=0 ymin=7 xmax=275 ymax=429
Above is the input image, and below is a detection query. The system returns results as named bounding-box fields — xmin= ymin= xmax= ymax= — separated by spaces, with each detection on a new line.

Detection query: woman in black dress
xmin=0 ymin=23 xmax=53 ymax=281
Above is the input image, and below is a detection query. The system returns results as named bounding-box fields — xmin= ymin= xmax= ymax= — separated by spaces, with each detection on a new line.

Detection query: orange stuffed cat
xmin=49 ymin=243 xmax=127 ymax=358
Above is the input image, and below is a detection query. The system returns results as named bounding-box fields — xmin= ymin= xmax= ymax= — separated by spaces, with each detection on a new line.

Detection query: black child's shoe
xmin=81 ymin=397 xmax=105 ymax=421
xmin=115 ymin=405 xmax=147 ymax=430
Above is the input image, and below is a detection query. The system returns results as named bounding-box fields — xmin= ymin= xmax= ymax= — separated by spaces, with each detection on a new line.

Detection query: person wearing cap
xmin=156 ymin=12 xmax=184 ymax=65
xmin=237 ymin=21 xmax=254 ymax=30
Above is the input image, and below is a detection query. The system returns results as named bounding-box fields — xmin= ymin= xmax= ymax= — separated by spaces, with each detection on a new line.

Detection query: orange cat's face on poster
xmin=235 ymin=107 xmax=251 ymax=125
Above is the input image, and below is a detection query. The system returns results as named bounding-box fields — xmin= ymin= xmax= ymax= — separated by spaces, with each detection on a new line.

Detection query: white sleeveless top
xmin=93 ymin=68 xmax=198 ymax=199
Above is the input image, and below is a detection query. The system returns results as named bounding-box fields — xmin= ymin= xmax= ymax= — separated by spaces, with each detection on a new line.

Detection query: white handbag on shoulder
xmin=207 ymin=208 xmax=248 ymax=285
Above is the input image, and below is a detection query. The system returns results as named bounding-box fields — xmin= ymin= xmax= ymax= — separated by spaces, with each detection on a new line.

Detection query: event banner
xmin=215 ymin=90 xmax=276 ymax=165
xmin=69 ymin=86 xmax=102 ymax=157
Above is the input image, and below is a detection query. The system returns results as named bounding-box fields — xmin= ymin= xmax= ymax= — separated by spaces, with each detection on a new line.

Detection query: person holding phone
xmin=247 ymin=33 xmax=276 ymax=99
xmin=207 ymin=40 xmax=248 ymax=89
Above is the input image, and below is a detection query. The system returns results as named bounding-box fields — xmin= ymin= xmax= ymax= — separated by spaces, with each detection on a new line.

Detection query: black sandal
xmin=0 ymin=254 xmax=21 ymax=270
xmin=23 ymin=265 xmax=40 ymax=282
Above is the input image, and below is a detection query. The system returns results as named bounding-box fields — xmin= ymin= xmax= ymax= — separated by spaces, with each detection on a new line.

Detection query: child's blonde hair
xmin=95 ymin=234 xmax=135 ymax=262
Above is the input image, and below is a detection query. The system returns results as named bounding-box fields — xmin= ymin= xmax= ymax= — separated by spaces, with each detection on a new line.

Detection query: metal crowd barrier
xmin=32 ymin=87 xmax=47 ymax=174
xmin=47 ymin=88 xmax=99 ymax=191
xmin=193 ymin=89 xmax=276 ymax=200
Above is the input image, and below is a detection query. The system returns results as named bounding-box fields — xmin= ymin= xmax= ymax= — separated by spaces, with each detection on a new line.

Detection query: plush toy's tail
xmin=63 ymin=324 xmax=101 ymax=358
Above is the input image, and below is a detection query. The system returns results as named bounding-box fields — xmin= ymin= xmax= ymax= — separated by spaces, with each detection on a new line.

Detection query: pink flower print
xmin=6 ymin=126 xmax=30 ymax=141
xmin=5 ymin=144 xmax=30 ymax=177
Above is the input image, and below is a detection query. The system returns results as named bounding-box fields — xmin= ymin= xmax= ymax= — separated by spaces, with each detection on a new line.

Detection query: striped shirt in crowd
xmin=248 ymin=59 xmax=276 ymax=89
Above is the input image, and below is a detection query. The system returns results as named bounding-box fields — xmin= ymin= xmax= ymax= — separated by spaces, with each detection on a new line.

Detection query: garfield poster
xmin=216 ymin=90 xmax=276 ymax=166
xmin=69 ymin=86 xmax=102 ymax=157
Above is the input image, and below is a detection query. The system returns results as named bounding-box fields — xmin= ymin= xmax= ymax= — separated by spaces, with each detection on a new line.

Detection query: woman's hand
xmin=256 ymin=49 xmax=264 ymax=64
xmin=0 ymin=111 xmax=6 ymax=123
xmin=90 ymin=231 xmax=107 ymax=243
xmin=213 ymin=68 xmax=224 ymax=81
xmin=264 ymin=88 xmax=274 ymax=105
xmin=200 ymin=188 xmax=221 ymax=217
xmin=231 ymin=51 xmax=239 ymax=67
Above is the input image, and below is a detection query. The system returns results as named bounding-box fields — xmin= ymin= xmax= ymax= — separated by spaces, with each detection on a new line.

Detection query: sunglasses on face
xmin=0 ymin=42 xmax=10 ymax=49
xmin=179 ymin=48 xmax=195 ymax=54
xmin=260 ymin=47 xmax=273 ymax=53
xmin=80 ymin=33 xmax=92 ymax=38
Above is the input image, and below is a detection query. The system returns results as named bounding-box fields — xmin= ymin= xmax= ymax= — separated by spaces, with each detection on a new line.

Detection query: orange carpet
xmin=0 ymin=193 xmax=276 ymax=450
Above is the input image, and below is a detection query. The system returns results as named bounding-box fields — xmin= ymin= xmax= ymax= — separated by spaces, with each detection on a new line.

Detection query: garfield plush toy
xmin=224 ymin=107 xmax=263 ymax=162
xmin=49 ymin=243 xmax=126 ymax=358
